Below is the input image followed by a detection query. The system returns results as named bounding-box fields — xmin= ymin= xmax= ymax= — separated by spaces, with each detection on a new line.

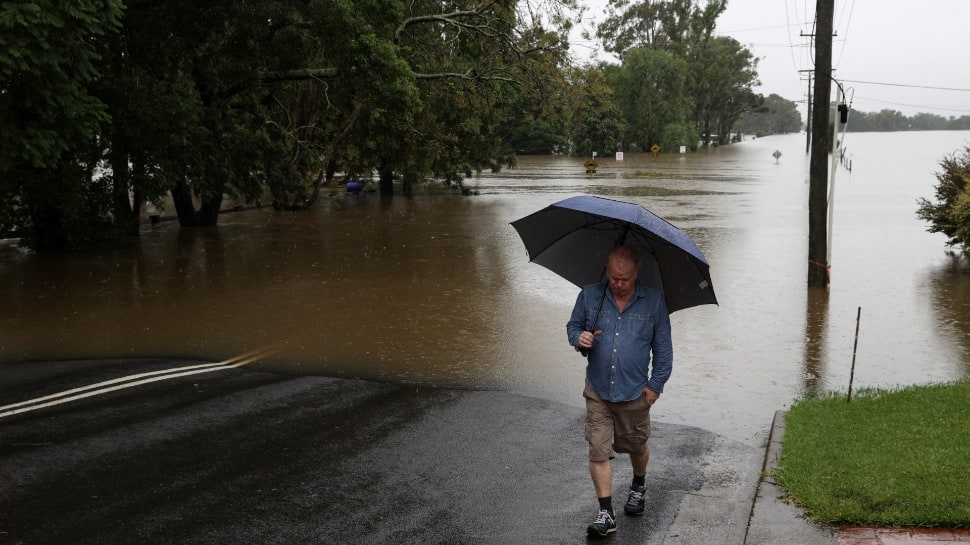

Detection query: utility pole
xmin=808 ymin=0 xmax=835 ymax=288
xmin=800 ymin=71 xmax=813 ymax=153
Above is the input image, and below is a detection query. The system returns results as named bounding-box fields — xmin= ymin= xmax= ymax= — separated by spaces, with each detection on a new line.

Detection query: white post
xmin=826 ymin=86 xmax=842 ymax=268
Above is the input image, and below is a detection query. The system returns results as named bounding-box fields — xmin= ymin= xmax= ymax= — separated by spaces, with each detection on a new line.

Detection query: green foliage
xmin=690 ymin=36 xmax=760 ymax=144
xmin=597 ymin=0 xmax=720 ymax=58
xmin=21 ymin=163 xmax=125 ymax=251
xmin=568 ymin=65 xmax=623 ymax=157
xmin=2 ymin=0 xmax=577 ymax=247
xmin=847 ymin=109 xmax=970 ymax=132
xmin=847 ymin=109 xmax=910 ymax=131
xmin=591 ymin=1 xmax=758 ymax=151
xmin=0 ymin=0 xmax=122 ymax=169
xmin=2 ymin=0 xmax=768 ymax=248
xmin=658 ymin=122 xmax=696 ymax=152
xmin=0 ymin=0 xmax=124 ymax=250
xmin=917 ymin=144 xmax=970 ymax=257
xmin=609 ymin=47 xmax=691 ymax=150
xmin=734 ymin=94 xmax=802 ymax=136
xmin=496 ymin=73 xmax=571 ymax=155
xmin=950 ymin=190 xmax=970 ymax=259
xmin=777 ymin=381 xmax=970 ymax=527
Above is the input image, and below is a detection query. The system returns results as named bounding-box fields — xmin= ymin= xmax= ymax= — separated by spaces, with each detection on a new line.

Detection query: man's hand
xmin=644 ymin=388 xmax=660 ymax=406
xmin=577 ymin=330 xmax=602 ymax=349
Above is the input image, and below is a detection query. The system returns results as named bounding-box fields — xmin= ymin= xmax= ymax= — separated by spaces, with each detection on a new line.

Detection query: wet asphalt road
xmin=0 ymin=359 xmax=753 ymax=545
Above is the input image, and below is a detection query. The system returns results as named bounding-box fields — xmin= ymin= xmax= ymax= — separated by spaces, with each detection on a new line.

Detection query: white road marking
xmin=0 ymin=349 xmax=274 ymax=419
xmin=0 ymin=361 xmax=232 ymax=411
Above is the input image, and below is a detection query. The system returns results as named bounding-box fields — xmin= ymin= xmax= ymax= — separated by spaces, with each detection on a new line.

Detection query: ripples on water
xmin=2 ymin=131 xmax=970 ymax=443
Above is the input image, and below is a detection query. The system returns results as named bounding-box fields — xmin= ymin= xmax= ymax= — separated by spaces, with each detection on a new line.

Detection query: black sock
xmin=598 ymin=496 xmax=613 ymax=513
xmin=632 ymin=474 xmax=645 ymax=487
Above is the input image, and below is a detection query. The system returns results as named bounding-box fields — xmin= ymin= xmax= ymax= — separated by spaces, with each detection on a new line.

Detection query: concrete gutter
xmin=740 ymin=410 xmax=837 ymax=545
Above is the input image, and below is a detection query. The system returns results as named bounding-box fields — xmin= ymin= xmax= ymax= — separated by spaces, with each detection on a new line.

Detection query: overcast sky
xmin=570 ymin=0 xmax=970 ymax=119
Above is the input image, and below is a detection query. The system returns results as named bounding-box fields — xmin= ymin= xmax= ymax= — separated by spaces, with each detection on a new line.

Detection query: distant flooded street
xmin=3 ymin=131 xmax=970 ymax=443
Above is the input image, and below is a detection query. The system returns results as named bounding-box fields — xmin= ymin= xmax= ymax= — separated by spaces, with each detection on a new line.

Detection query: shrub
xmin=917 ymin=144 xmax=970 ymax=257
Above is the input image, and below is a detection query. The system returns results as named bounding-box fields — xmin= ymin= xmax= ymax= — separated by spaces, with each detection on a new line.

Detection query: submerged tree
xmin=734 ymin=94 xmax=802 ymax=136
xmin=595 ymin=0 xmax=757 ymax=150
xmin=917 ymin=144 xmax=970 ymax=258
xmin=0 ymin=0 xmax=125 ymax=251
xmin=568 ymin=64 xmax=623 ymax=157
xmin=689 ymin=35 xmax=759 ymax=145
xmin=1 ymin=0 xmax=579 ymax=250
xmin=608 ymin=47 xmax=691 ymax=151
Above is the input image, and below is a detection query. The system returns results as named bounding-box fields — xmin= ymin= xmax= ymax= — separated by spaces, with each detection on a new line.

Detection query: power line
xmin=784 ymin=0 xmax=799 ymax=72
xmin=717 ymin=21 xmax=813 ymax=34
xmin=833 ymin=0 xmax=855 ymax=69
xmin=851 ymin=96 xmax=970 ymax=114
xmin=840 ymin=79 xmax=970 ymax=93
xmin=745 ymin=42 xmax=812 ymax=48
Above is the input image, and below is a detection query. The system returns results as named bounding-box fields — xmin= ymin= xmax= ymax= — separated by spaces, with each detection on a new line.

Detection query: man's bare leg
xmin=630 ymin=445 xmax=650 ymax=477
xmin=589 ymin=459 xmax=613 ymax=498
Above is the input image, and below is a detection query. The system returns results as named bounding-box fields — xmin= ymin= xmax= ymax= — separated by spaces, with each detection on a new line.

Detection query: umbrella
xmin=510 ymin=194 xmax=717 ymax=314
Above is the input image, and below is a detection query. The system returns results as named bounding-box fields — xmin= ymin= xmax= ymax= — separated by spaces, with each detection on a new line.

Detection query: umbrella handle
xmin=589 ymin=288 xmax=606 ymax=332
xmin=587 ymin=231 xmax=624 ymax=333
xmin=581 ymin=286 xmax=609 ymax=357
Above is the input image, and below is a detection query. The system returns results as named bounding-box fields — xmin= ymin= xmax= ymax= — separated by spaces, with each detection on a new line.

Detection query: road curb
xmin=743 ymin=410 xmax=837 ymax=545
xmin=663 ymin=431 xmax=763 ymax=545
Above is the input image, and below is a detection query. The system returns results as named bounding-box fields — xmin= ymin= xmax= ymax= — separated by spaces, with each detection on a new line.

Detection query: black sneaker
xmin=624 ymin=483 xmax=646 ymax=516
xmin=587 ymin=509 xmax=617 ymax=537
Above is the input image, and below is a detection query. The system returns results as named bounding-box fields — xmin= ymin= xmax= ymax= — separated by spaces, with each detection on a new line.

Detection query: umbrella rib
xmin=524 ymin=214 xmax=625 ymax=259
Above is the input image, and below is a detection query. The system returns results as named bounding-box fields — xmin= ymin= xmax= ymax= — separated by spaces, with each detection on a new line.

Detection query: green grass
xmin=775 ymin=381 xmax=970 ymax=528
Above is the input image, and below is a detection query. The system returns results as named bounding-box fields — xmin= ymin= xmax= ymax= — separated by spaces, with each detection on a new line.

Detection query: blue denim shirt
xmin=566 ymin=281 xmax=673 ymax=402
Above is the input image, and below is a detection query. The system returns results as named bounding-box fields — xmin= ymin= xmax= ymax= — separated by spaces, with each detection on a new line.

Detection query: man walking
xmin=566 ymin=245 xmax=673 ymax=537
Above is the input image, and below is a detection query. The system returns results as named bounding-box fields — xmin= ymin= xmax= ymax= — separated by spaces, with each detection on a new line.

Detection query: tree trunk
xmin=198 ymin=193 xmax=224 ymax=225
xmin=171 ymin=178 xmax=223 ymax=227
xmin=107 ymin=33 xmax=139 ymax=237
xmin=110 ymin=133 xmax=140 ymax=236
xmin=378 ymin=163 xmax=394 ymax=196
xmin=402 ymin=169 xmax=417 ymax=197
xmin=29 ymin=206 xmax=68 ymax=252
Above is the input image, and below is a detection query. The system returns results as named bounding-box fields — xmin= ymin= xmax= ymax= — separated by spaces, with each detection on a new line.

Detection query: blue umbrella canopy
xmin=510 ymin=195 xmax=717 ymax=313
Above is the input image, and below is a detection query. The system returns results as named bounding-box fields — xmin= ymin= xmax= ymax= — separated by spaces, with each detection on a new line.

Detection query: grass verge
xmin=775 ymin=380 xmax=970 ymax=528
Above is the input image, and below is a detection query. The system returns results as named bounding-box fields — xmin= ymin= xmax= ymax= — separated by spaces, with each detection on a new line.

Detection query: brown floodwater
xmin=3 ymin=131 xmax=970 ymax=443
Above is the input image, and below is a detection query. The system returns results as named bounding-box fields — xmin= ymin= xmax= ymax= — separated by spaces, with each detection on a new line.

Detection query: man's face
xmin=607 ymin=257 xmax=637 ymax=299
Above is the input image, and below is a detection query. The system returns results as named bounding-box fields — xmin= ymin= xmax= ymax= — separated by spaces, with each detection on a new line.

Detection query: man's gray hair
xmin=608 ymin=245 xmax=640 ymax=269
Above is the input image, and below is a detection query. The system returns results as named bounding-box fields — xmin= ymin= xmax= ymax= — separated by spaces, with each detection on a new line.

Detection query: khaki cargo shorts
xmin=583 ymin=382 xmax=651 ymax=462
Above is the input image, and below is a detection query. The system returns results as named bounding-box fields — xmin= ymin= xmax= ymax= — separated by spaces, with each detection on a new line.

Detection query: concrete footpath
xmin=742 ymin=411 xmax=836 ymax=545
xmin=0 ymin=359 xmax=836 ymax=544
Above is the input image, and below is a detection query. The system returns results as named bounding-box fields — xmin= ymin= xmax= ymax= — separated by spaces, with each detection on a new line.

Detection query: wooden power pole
xmin=808 ymin=0 xmax=835 ymax=288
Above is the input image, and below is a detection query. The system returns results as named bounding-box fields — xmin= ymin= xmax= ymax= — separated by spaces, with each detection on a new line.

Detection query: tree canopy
xmin=1 ymin=0 xmax=776 ymax=252
xmin=734 ymin=94 xmax=803 ymax=136
xmin=596 ymin=0 xmax=758 ymax=149
xmin=0 ymin=0 xmax=125 ymax=250
xmin=917 ymin=144 xmax=970 ymax=258
xmin=846 ymin=109 xmax=970 ymax=132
